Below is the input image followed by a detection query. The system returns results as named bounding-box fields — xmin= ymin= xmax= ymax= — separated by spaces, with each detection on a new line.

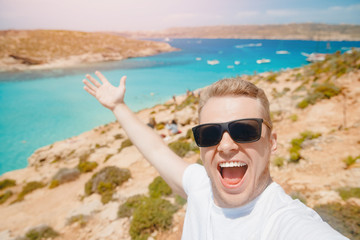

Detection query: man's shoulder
xmin=182 ymin=164 xmax=210 ymax=195
xmin=261 ymin=183 xmax=348 ymax=240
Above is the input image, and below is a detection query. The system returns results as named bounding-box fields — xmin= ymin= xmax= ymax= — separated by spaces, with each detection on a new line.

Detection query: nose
xmin=217 ymin=131 xmax=238 ymax=152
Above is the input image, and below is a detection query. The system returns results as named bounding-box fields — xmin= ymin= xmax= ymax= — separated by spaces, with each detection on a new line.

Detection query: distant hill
xmin=116 ymin=23 xmax=360 ymax=41
xmin=0 ymin=30 xmax=177 ymax=71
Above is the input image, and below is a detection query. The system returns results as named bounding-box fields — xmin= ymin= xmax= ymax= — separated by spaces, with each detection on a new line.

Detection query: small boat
xmin=207 ymin=60 xmax=220 ymax=65
xmin=256 ymin=58 xmax=271 ymax=64
xmin=227 ymin=65 xmax=234 ymax=69
xmin=164 ymin=37 xmax=171 ymax=42
xmin=276 ymin=50 xmax=290 ymax=54
xmin=235 ymin=43 xmax=262 ymax=48
xmin=195 ymin=57 xmax=202 ymax=61
xmin=234 ymin=61 xmax=241 ymax=65
xmin=302 ymin=53 xmax=326 ymax=62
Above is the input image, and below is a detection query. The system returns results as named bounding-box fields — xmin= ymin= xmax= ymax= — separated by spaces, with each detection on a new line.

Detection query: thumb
xmin=119 ymin=76 xmax=127 ymax=89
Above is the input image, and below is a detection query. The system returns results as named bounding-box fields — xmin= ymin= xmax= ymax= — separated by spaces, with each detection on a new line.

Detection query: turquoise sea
xmin=1 ymin=38 xmax=360 ymax=175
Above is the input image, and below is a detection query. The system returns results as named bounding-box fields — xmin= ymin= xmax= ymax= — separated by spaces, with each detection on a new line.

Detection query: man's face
xmin=199 ymin=96 xmax=277 ymax=208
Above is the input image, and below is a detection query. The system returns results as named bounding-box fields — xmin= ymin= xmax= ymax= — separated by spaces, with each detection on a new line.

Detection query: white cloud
xmin=236 ymin=10 xmax=260 ymax=18
xmin=328 ymin=3 xmax=360 ymax=12
xmin=266 ymin=9 xmax=300 ymax=17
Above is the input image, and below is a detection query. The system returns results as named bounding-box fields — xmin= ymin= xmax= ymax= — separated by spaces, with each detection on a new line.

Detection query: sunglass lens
xmin=229 ymin=120 xmax=260 ymax=142
xmin=194 ymin=124 xmax=222 ymax=147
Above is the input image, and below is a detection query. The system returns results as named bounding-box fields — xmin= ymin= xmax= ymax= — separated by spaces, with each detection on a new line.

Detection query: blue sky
xmin=0 ymin=0 xmax=359 ymax=31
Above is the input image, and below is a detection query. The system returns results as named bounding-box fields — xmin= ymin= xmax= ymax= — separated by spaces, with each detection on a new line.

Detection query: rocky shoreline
xmin=0 ymin=30 xmax=178 ymax=72
xmin=1 ymin=51 xmax=360 ymax=239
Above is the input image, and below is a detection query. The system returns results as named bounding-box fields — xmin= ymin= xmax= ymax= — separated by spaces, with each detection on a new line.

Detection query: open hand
xmin=83 ymin=71 xmax=127 ymax=111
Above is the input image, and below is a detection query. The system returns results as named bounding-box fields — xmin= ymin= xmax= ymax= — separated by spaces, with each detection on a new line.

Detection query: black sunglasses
xmin=192 ymin=118 xmax=272 ymax=147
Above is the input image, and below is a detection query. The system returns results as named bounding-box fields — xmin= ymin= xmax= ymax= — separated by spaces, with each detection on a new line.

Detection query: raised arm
xmin=82 ymin=71 xmax=190 ymax=197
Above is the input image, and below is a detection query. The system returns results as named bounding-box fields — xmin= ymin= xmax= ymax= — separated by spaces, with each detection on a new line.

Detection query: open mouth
xmin=218 ymin=161 xmax=248 ymax=186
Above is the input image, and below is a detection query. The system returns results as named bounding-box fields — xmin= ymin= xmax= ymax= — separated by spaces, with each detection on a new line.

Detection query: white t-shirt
xmin=182 ymin=164 xmax=348 ymax=240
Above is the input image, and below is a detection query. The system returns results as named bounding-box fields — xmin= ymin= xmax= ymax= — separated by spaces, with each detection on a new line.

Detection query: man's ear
xmin=270 ymin=132 xmax=277 ymax=154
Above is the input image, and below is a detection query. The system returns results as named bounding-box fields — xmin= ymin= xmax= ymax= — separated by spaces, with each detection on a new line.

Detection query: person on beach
xmin=82 ymin=71 xmax=348 ymax=240
xmin=166 ymin=119 xmax=179 ymax=135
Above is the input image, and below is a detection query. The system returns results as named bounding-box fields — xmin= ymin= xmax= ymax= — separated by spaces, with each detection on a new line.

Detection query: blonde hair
xmin=198 ymin=77 xmax=272 ymax=129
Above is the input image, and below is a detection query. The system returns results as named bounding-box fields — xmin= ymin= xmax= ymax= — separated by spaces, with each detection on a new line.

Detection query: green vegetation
xmin=104 ymin=154 xmax=114 ymax=163
xmin=176 ymin=95 xmax=199 ymax=111
xmin=185 ymin=128 xmax=195 ymax=141
xmin=337 ymin=187 xmax=360 ymax=201
xmin=118 ymin=176 xmax=184 ymax=239
xmin=118 ymin=194 xmax=148 ymax=218
xmin=290 ymin=114 xmax=298 ymax=122
xmin=314 ymin=203 xmax=360 ymax=240
xmin=0 ymin=190 xmax=13 ymax=204
xmin=85 ymin=166 xmax=131 ymax=204
xmin=168 ymin=130 xmax=198 ymax=157
xmin=309 ymin=50 xmax=360 ymax=78
xmin=130 ymin=197 xmax=178 ymax=240
xmin=343 ymin=155 xmax=360 ymax=169
xmin=288 ymin=131 xmax=321 ymax=163
xmin=273 ymin=156 xmax=285 ymax=167
xmin=67 ymin=214 xmax=88 ymax=227
xmin=49 ymin=168 xmax=81 ymax=188
xmin=118 ymin=139 xmax=133 ymax=153
xmin=0 ymin=178 xmax=16 ymax=190
xmin=168 ymin=140 xmax=191 ymax=157
xmin=114 ymin=133 xmax=123 ymax=140
xmin=297 ymin=82 xmax=341 ymax=109
xmin=49 ymin=180 xmax=60 ymax=189
xmin=175 ymin=194 xmax=187 ymax=206
xmin=20 ymin=225 xmax=59 ymax=240
xmin=148 ymin=176 xmax=172 ymax=198
xmin=77 ymin=160 xmax=98 ymax=173
xmin=14 ymin=181 xmax=45 ymax=202
xmin=295 ymin=50 xmax=360 ymax=109
xmin=265 ymin=72 xmax=278 ymax=83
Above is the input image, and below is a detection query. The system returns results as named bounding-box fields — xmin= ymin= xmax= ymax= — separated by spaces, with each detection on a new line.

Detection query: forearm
xmin=112 ymin=103 xmax=189 ymax=196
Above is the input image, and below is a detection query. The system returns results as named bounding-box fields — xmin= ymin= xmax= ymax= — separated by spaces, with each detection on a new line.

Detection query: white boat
xmin=276 ymin=50 xmax=290 ymax=54
xmin=346 ymin=48 xmax=360 ymax=54
xmin=234 ymin=61 xmax=241 ymax=65
xmin=256 ymin=58 xmax=271 ymax=64
xmin=164 ymin=37 xmax=171 ymax=42
xmin=235 ymin=43 xmax=262 ymax=48
xmin=207 ymin=60 xmax=220 ymax=65
xmin=195 ymin=57 xmax=202 ymax=61
xmin=303 ymin=53 xmax=326 ymax=62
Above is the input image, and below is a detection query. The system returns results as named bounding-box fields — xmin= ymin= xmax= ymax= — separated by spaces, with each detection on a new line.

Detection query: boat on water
xmin=235 ymin=43 xmax=262 ymax=48
xmin=301 ymin=52 xmax=327 ymax=62
xmin=234 ymin=61 xmax=241 ymax=65
xmin=276 ymin=50 xmax=290 ymax=54
xmin=207 ymin=60 xmax=220 ymax=65
xmin=256 ymin=58 xmax=271 ymax=64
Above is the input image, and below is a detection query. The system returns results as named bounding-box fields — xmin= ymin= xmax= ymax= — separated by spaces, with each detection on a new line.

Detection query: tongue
xmin=222 ymin=167 xmax=246 ymax=185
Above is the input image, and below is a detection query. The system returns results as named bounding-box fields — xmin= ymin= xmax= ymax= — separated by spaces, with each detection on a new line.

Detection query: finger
xmin=86 ymin=74 xmax=101 ymax=88
xmin=82 ymin=79 xmax=97 ymax=92
xmin=83 ymin=86 xmax=96 ymax=97
xmin=119 ymin=76 xmax=127 ymax=89
xmin=95 ymin=71 xmax=110 ymax=84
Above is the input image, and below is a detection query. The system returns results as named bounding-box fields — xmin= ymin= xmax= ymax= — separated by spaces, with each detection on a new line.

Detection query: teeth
xmin=219 ymin=161 xmax=247 ymax=168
